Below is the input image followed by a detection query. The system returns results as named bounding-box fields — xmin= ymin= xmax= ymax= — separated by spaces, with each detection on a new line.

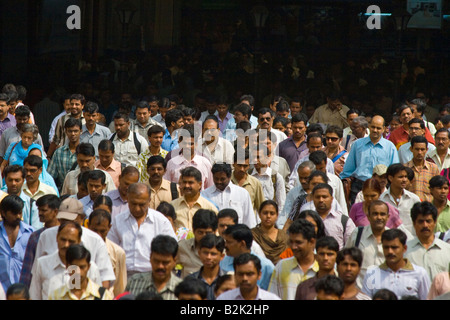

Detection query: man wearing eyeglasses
xmin=257 ymin=108 xmax=287 ymax=148
xmin=323 ymin=125 xmax=348 ymax=176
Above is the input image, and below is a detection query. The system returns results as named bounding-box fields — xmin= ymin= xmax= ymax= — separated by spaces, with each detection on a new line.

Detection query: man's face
xmin=413 ymin=213 xmax=436 ymax=241
xmin=316 ymin=246 xmax=337 ymax=273
xmin=83 ymin=112 xmax=97 ymax=127
xmin=408 ymin=123 xmax=424 ymax=139
xmin=314 ymin=160 xmax=327 ymax=174
xmin=147 ymin=163 xmax=165 ymax=184
xmin=291 ymin=121 xmax=307 ymax=141
xmin=70 ymin=99 xmax=84 ymax=116
xmin=98 ymin=149 xmax=114 ymax=168
xmin=234 ymin=261 xmax=261 ymax=294
xmin=128 ymin=190 xmax=150 ymax=219
xmin=369 ymin=116 xmax=385 ymax=141
xmin=118 ymin=173 xmax=140 ymax=197
xmin=180 ymin=176 xmax=202 ymax=198
xmin=193 ymin=227 xmax=214 ymax=244
xmin=179 ymin=137 xmax=196 ymax=158
xmin=327 ymin=98 xmax=342 ymax=110
xmin=431 ymin=184 xmax=449 ymax=203
xmin=65 ymin=126 xmax=81 ymax=144
xmin=1 ymin=210 xmax=22 ymax=228
xmin=77 ymin=154 xmax=95 ymax=172
xmin=290 ymin=102 xmax=302 ymax=116
xmin=150 ymin=252 xmax=176 ymax=283
xmin=298 ymin=167 xmax=312 ymax=191
xmin=218 ymin=217 xmax=235 ymax=237
xmin=173 ymin=117 xmax=185 ymax=130
xmin=183 ymin=115 xmax=194 ymax=125
xmin=213 ymin=171 xmax=231 ymax=192
xmin=382 ymin=237 xmax=406 ymax=268
xmin=114 ymin=118 xmax=130 ymax=137
xmin=63 ymin=99 xmax=72 ymax=112
xmin=258 ymin=112 xmax=273 ymax=130
xmin=325 ymin=132 xmax=341 ymax=149
xmin=389 ymin=170 xmax=408 ymax=190
xmin=149 ymin=101 xmax=159 ymax=117
xmin=289 ymin=233 xmax=315 ymax=261
xmin=337 ymin=255 xmax=361 ymax=285
xmin=87 ymin=178 xmax=106 ymax=201
xmin=233 ymin=159 xmax=250 ymax=177
xmin=0 ymin=100 xmax=9 ymax=118
xmin=373 ymin=174 xmax=388 ymax=191
xmin=8 ymin=100 xmax=17 ymax=114
xmin=57 ymin=226 xmax=81 ymax=260
xmin=347 ymin=113 xmax=359 ymax=127
xmin=307 ymin=137 xmax=323 ymax=153
xmin=15 ymin=115 xmax=30 ymax=132
xmin=136 ymin=107 xmax=150 ymax=125
xmin=368 ymin=203 xmax=389 ymax=232
xmin=399 ymin=108 xmax=413 ymax=125
xmin=234 ymin=111 xmax=247 ymax=123
xmin=313 ymin=188 xmax=333 ymax=215
xmin=24 ymin=163 xmax=42 ymax=184
xmin=198 ymin=246 xmax=224 ymax=270
xmin=350 ymin=122 xmax=366 ymax=138
xmin=149 ymin=132 xmax=164 ymax=149
xmin=202 ymin=119 xmax=219 ymax=143
xmin=276 ymin=110 xmax=290 ymax=119
xmin=38 ymin=204 xmax=58 ymax=224
xmin=5 ymin=171 xmax=24 ymax=195
xmin=410 ymin=104 xmax=422 ymax=119
xmin=223 ymin=233 xmax=244 ymax=257
xmin=435 ymin=132 xmax=450 ymax=153
xmin=206 ymin=102 xmax=217 ymax=115
xmin=68 ymin=258 xmax=90 ymax=285
xmin=410 ymin=142 xmax=428 ymax=162
xmin=217 ymin=104 xmax=229 ymax=117
xmin=88 ymin=217 xmax=111 ymax=241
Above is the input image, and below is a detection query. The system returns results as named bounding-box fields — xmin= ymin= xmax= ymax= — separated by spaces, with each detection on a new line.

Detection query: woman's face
xmin=363 ymin=188 xmax=380 ymax=207
xmin=259 ymin=204 xmax=278 ymax=229
xmin=21 ymin=132 xmax=35 ymax=149
xmin=304 ymin=215 xmax=318 ymax=234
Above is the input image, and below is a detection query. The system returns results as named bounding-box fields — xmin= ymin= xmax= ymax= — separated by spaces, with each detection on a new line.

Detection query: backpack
xmin=355 ymin=226 xmax=364 ymax=248
xmin=170 ymin=182 xmax=179 ymax=200
xmin=94 ymin=287 xmax=106 ymax=300
xmin=109 ymin=131 xmax=142 ymax=155
xmin=341 ymin=214 xmax=349 ymax=238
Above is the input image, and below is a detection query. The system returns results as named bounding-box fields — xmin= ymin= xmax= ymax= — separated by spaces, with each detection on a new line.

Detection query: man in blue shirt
xmin=161 ymin=108 xmax=184 ymax=152
xmin=340 ymin=115 xmax=399 ymax=205
xmin=0 ymin=194 xmax=34 ymax=292
xmin=220 ymin=224 xmax=274 ymax=290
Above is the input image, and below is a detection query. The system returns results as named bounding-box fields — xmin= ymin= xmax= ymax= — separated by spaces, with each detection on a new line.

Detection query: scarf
xmin=251 ymin=225 xmax=288 ymax=265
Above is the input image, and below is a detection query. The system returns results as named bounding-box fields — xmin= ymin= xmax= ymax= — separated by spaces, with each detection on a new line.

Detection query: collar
xmin=251 ymin=166 xmax=272 ymax=177
xmin=379 ymin=258 xmax=414 ymax=271
xmin=285 ymin=256 xmax=319 ymax=273
xmin=409 ymin=236 xmax=446 ymax=250
xmin=171 ymin=154 xmax=199 ymax=166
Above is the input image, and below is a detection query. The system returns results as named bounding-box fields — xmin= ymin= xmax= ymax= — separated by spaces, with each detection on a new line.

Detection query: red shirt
xmin=388 ymin=125 xmax=435 ymax=150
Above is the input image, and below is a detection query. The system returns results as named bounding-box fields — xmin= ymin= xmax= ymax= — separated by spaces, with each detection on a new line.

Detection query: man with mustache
xmin=336 ymin=247 xmax=371 ymax=300
xmin=0 ymin=195 xmax=35 ymax=292
xmin=405 ymin=201 xmax=450 ymax=281
xmin=427 ymin=128 xmax=450 ymax=172
xmin=362 ymin=228 xmax=430 ymax=300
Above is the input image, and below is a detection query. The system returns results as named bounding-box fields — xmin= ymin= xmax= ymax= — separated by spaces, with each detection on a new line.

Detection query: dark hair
xmin=435 ymin=127 xmax=450 ymax=140
xmin=178 ymin=123 xmax=195 ymax=142
xmin=233 ymin=103 xmax=252 ymax=119
xmin=287 ymin=218 xmax=316 ymax=240
xmin=0 ymin=194 xmax=24 ymax=215
xmin=398 ymin=104 xmax=413 ymax=116
xmin=3 ymin=164 xmax=26 ymax=180
xmin=180 ymin=166 xmax=202 ymax=183
xmin=202 ymin=115 xmax=219 ymax=129
xmin=175 ymin=278 xmax=208 ymax=299
xmin=347 ymin=108 xmax=361 ymax=117
xmin=88 ymin=208 xmax=112 ymax=225
xmin=214 ymin=274 xmax=234 ymax=294
xmin=93 ymin=195 xmax=113 ymax=213
xmin=240 ymin=94 xmax=255 ymax=107
xmin=257 ymin=107 xmax=274 ymax=118
xmin=23 ymin=155 xmax=43 ymax=169
xmin=372 ymin=288 xmax=398 ymax=300
xmin=290 ymin=112 xmax=309 ymax=125
xmin=156 ymin=201 xmax=177 ymax=221
xmin=135 ymin=291 xmax=163 ymax=300
xmin=325 ymin=125 xmax=343 ymax=139
xmin=15 ymin=105 xmax=31 ymax=118
xmin=306 ymin=132 xmax=323 ymax=145
xmin=336 ymin=247 xmax=363 ymax=267
xmin=147 ymin=125 xmax=165 ymax=137
xmin=121 ymin=165 xmax=140 ymax=178
xmin=410 ymin=134 xmax=428 ymax=148
xmin=135 ymin=100 xmax=150 ymax=111
xmin=410 ymin=98 xmax=427 ymax=114
xmin=158 ymin=97 xmax=171 ymax=109
xmin=147 ymin=155 xmax=167 ymax=170
xmin=64 ymin=117 xmax=83 ymax=130
xmin=275 ymin=99 xmax=290 ymax=113
xmin=98 ymin=139 xmax=115 ymax=153
xmin=386 ymin=163 xmax=407 ymax=179
xmin=312 ymin=183 xmax=333 ymax=197
xmin=113 ymin=111 xmax=130 ymax=123
xmin=314 ymin=275 xmax=344 ymax=298
xmin=296 ymin=210 xmax=326 ymax=239
xmin=408 ymin=118 xmax=425 ymax=129
xmin=87 ymin=170 xmax=106 ymax=185
xmin=259 ymin=199 xmax=278 ymax=215
xmin=77 ymin=170 xmax=90 ymax=189
xmin=70 ymin=93 xmax=86 ymax=106
xmin=76 ymin=142 xmax=95 ymax=157
xmin=429 ymin=175 xmax=449 ymax=189
xmin=36 ymin=194 xmax=61 ymax=210
xmin=308 ymin=170 xmax=329 ymax=184
xmin=368 ymin=200 xmax=389 ymax=215
xmin=0 ymin=93 xmax=10 ymax=103
xmin=316 ymin=236 xmax=339 ymax=252
xmin=410 ymin=201 xmax=438 ymax=223
xmin=381 ymin=228 xmax=407 ymax=245
xmin=309 ymin=150 xmax=328 ymax=166
xmin=233 ymin=253 xmax=261 ymax=273
xmin=218 ymin=208 xmax=238 ymax=224
xmin=66 ymin=244 xmax=91 ymax=265
xmin=151 ymin=235 xmax=178 ymax=258
xmin=6 ymin=283 xmax=30 ymax=300
xmin=198 ymin=233 xmax=225 ymax=253
xmin=165 ymin=108 xmax=184 ymax=128
xmin=58 ymin=220 xmax=83 ymax=238
xmin=211 ymin=163 xmax=232 ymax=177
xmin=192 ymin=209 xmax=218 ymax=231
xmin=223 ymin=224 xmax=253 ymax=249
xmin=362 ymin=178 xmax=382 ymax=195
xmin=84 ymin=101 xmax=99 ymax=114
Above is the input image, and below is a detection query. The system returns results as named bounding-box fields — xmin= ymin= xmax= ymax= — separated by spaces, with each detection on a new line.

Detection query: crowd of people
xmin=0 ymin=76 xmax=450 ymax=302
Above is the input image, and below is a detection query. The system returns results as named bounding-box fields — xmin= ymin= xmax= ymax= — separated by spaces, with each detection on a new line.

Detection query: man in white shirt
xmin=198 ymin=115 xmax=234 ymax=165
xmin=427 ymin=128 xmax=450 ymax=171
xmin=107 ymin=183 xmax=176 ymax=278
xmin=362 ymin=228 xmax=431 ymax=300
xmin=33 ymin=197 xmax=115 ymax=290
xmin=202 ymin=163 xmax=256 ymax=228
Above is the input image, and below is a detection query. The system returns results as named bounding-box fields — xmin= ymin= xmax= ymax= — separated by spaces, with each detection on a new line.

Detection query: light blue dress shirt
xmin=340 ymin=136 xmax=399 ymax=181
xmin=161 ymin=128 xmax=179 ymax=152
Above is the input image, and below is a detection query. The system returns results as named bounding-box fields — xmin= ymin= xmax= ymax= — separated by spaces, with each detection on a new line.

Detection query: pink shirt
xmin=428 ymin=271 xmax=450 ymax=300
xmin=95 ymin=159 xmax=122 ymax=188
xmin=163 ymin=154 xmax=214 ymax=190
xmin=349 ymin=201 xmax=403 ymax=229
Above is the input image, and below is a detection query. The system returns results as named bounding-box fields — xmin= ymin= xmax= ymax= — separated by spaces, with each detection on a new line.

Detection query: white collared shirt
xmin=216 ymin=286 xmax=281 ymax=300
xmin=107 ymin=208 xmax=177 ymax=273
xmin=61 ymin=167 xmax=116 ymax=196
xmin=427 ymin=148 xmax=450 ymax=172
xmin=111 ymin=130 xmax=149 ymax=167
xmin=199 ymin=136 xmax=235 ymax=165
xmin=34 ymin=226 xmax=115 ymax=283
xmin=29 ymin=250 xmax=101 ymax=300
xmin=250 ymin=167 xmax=286 ymax=213
xmin=202 ymin=182 xmax=257 ymax=228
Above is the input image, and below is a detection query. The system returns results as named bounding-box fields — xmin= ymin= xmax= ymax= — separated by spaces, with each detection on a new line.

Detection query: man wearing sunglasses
xmin=257 ymin=108 xmax=287 ymax=148
xmin=323 ymin=125 xmax=348 ymax=176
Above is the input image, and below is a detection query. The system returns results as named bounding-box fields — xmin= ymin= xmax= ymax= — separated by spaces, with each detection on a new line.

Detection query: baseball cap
xmin=373 ymin=164 xmax=387 ymax=176
xmin=57 ymin=197 xmax=84 ymax=220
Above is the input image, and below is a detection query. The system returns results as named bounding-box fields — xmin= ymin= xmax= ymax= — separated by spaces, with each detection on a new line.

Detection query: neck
xmin=201 ymin=265 xmax=220 ymax=280
xmin=233 ymin=171 xmax=247 ymax=181
xmin=388 ymin=259 xmax=406 ymax=272
xmin=240 ymin=287 xmax=259 ymax=300
xmin=69 ymin=140 xmax=80 ymax=150
xmin=149 ymin=178 xmax=162 ymax=189
xmin=317 ymin=269 xmax=335 ymax=278
xmin=118 ymin=130 xmax=130 ymax=140
xmin=342 ymin=282 xmax=359 ymax=299
xmin=419 ymin=235 xmax=435 ymax=248
xmin=45 ymin=220 xmax=60 ymax=229
xmin=86 ymin=123 xmax=96 ymax=132
xmin=149 ymin=145 xmax=161 ymax=155
xmin=27 ymin=179 xmax=40 ymax=191
xmin=371 ymin=226 xmax=385 ymax=238
xmin=390 ymin=186 xmax=404 ymax=199
xmin=184 ymin=192 xmax=200 ymax=203
xmin=433 ymin=198 xmax=446 ymax=209
xmin=152 ymin=274 xmax=170 ymax=291
xmin=437 ymin=148 xmax=448 ymax=156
